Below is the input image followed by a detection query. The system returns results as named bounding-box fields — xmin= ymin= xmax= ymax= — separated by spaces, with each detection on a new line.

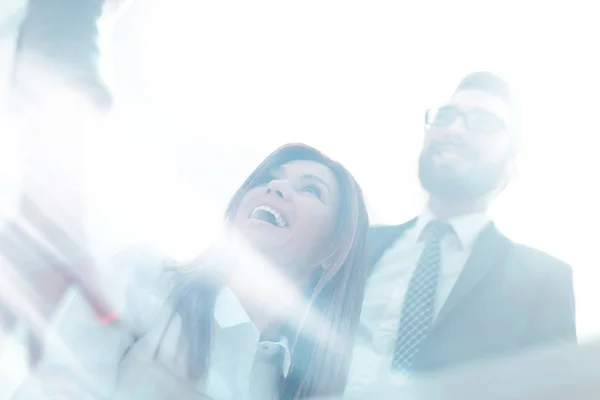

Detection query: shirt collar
xmin=214 ymin=286 xmax=291 ymax=376
xmin=414 ymin=207 xmax=490 ymax=250
xmin=214 ymin=286 xmax=252 ymax=328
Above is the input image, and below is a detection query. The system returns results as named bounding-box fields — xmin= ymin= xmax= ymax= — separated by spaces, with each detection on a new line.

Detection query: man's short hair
xmin=456 ymin=72 xmax=514 ymax=108
xmin=455 ymin=71 xmax=521 ymax=153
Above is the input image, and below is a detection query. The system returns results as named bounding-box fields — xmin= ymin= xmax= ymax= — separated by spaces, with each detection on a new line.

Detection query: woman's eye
xmin=303 ymin=184 xmax=322 ymax=198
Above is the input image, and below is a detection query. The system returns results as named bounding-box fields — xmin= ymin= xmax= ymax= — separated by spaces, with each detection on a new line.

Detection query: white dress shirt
xmin=15 ymin=252 xmax=290 ymax=400
xmin=345 ymin=209 xmax=490 ymax=396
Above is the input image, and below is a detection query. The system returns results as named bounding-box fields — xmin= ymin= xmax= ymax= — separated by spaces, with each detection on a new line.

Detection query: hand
xmin=3 ymin=0 xmax=118 ymax=368
xmin=0 ymin=199 xmax=117 ymax=367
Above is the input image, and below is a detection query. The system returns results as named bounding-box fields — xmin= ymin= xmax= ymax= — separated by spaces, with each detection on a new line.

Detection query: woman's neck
xmin=227 ymin=266 xmax=306 ymax=333
xmin=228 ymin=278 xmax=271 ymax=331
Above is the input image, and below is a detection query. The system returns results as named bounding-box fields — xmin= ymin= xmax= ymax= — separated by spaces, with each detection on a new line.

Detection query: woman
xmin=17 ymin=143 xmax=369 ymax=400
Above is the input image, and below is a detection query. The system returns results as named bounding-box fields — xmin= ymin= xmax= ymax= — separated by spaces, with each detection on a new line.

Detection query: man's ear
xmin=507 ymin=155 xmax=518 ymax=181
xmin=496 ymin=156 xmax=517 ymax=197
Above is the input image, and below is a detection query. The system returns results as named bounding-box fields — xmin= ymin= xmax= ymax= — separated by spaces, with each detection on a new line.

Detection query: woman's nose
xmin=266 ymin=179 xmax=292 ymax=200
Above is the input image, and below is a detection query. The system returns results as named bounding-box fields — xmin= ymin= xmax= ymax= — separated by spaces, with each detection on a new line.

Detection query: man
xmin=346 ymin=71 xmax=577 ymax=394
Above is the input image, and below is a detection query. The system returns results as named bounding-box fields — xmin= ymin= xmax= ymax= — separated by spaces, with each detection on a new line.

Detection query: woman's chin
xmin=236 ymin=220 xmax=289 ymax=246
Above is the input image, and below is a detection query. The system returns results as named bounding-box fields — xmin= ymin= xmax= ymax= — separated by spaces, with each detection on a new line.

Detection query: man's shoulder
xmin=368 ymin=219 xmax=418 ymax=241
xmin=369 ymin=224 xmax=404 ymax=232
xmin=509 ymin=241 xmax=572 ymax=277
xmin=366 ymin=224 xmax=405 ymax=267
xmin=367 ymin=224 xmax=402 ymax=237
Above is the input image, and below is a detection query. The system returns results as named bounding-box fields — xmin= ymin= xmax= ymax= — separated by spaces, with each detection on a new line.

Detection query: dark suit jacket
xmin=367 ymin=218 xmax=577 ymax=375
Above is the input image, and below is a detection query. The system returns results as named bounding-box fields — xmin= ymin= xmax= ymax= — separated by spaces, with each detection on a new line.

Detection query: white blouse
xmin=14 ymin=249 xmax=290 ymax=400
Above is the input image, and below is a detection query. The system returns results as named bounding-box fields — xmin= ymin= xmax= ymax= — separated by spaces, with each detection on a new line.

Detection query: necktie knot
xmin=423 ymin=220 xmax=453 ymax=243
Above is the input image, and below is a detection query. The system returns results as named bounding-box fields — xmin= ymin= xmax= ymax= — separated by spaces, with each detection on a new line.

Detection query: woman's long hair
xmin=159 ymin=143 xmax=369 ymax=399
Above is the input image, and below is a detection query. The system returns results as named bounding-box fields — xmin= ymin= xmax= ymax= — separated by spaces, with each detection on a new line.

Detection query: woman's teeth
xmin=250 ymin=205 xmax=288 ymax=227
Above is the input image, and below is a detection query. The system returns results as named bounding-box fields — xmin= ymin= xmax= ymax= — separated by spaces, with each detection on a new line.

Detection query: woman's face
xmin=233 ymin=160 xmax=340 ymax=274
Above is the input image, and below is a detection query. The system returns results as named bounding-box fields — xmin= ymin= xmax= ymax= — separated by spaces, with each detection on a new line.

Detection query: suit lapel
xmin=367 ymin=218 xmax=417 ymax=275
xmin=432 ymin=222 xmax=512 ymax=329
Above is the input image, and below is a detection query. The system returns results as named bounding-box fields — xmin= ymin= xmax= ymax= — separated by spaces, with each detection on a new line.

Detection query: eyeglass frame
xmin=424 ymin=105 xmax=510 ymax=135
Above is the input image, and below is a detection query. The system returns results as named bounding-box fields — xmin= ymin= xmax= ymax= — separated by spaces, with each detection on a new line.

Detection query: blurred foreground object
xmin=0 ymin=0 xmax=121 ymax=366
xmin=347 ymin=340 xmax=599 ymax=400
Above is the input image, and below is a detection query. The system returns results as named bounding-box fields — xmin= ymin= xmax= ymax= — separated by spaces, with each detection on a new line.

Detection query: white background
xmin=97 ymin=0 xmax=600 ymax=336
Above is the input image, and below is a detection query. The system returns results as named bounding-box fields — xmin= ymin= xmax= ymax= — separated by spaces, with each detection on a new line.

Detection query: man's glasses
xmin=425 ymin=106 xmax=507 ymax=134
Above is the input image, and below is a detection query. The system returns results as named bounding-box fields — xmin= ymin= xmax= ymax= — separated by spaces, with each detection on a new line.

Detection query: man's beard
xmin=418 ymin=148 xmax=509 ymax=202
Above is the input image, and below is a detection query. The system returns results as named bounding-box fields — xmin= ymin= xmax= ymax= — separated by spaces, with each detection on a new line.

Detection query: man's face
xmin=418 ymin=89 xmax=514 ymax=201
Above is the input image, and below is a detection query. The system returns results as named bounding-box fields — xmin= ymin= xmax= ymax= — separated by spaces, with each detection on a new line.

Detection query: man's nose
xmin=446 ymin=115 xmax=469 ymax=136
